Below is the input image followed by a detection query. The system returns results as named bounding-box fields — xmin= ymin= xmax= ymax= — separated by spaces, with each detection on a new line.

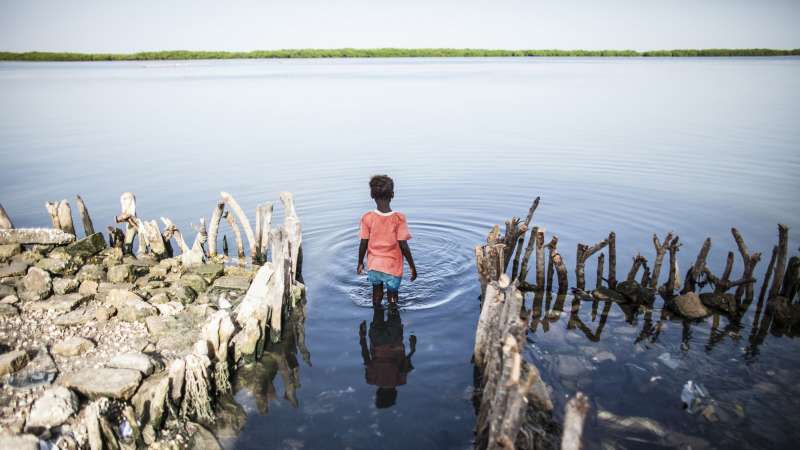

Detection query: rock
xmin=0 ymin=283 xmax=15 ymax=298
xmin=592 ymin=286 xmax=626 ymax=302
xmin=149 ymin=265 xmax=169 ymax=280
xmin=1 ymin=293 xmax=18 ymax=303
xmin=24 ymin=386 xmax=79 ymax=432
xmin=556 ymin=355 xmax=587 ymax=378
xmin=95 ymin=281 xmax=134 ymax=302
xmin=702 ymin=404 xmax=719 ymax=423
xmin=0 ymin=228 xmax=75 ymax=245
xmin=149 ymin=292 xmax=171 ymax=304
xmin=63 ymin=232 xmax=106 ymax=258
xmin=76 ymin=264 xmax=105 ymax=282
xmin=700 ymin=292 xmax=738 ymax=315
xmin=35 ymin=257 xmax=78 ymax=276
xmin=132 ymin=372 xmax=170 ymax=433
xmin=108 ymin=264 xmax=135 ymax=283
xmin=0 ymin=303 xmax=18 ymax=316
xmin=61 ymin=367 xmax=142 ymax=400
xmin=107 ymin=289 xmax=158 ymax=322
xmin=0 ymin=349 xmax=29 ymax=376
xmin=24 ymin=293 xmax=90 ymax=313
xmin=145 ymin=315 xmax=176 ymax=335
xmin=6 ymin=347 xmax=58 ymax=388
xmin=0 ymin=243 xmax=22 ymax=261
xmin=593 ymin=351 xmax=617 ymax=363
xmin=191 ymin=263 xmax=225 ymax=284
xmin=54 ymin=306 xmax=97 ymax=327
xmin=17 ymin=251 xmax=42 ymax=264
xmin=95 ymin=305 xmax=116 ymax=322
xmin=234 ymin=317 xmax=262 ymax=361
xmin=52 ymin=336 xmax=95 ymax=357
xmin=0 ymin=260 xmax=30 ymax=278
xmin=674 ymin=292 xmax=710 ymax=319
xmin=156 ymin=301 xmax=184 ymax=316
xmin=615 ymin=280 xmax=645 ymax=302
xmin=79 ymin=279 xmax=99 ymax=295
xmin=212 ymin=275 xmax=252 ymax=291
xmin=187 ymin=422 xmax=223 ymax=450
xmin=108 ymin=352 xmax=155 ymax=375
xmin=20 ymin=266 xmax=52 ymax=301
xmin=658 ymin=352 xmax=680 ymax=369
xmin=53 ymin=277 xmax=80 ymax=295
xmin=101 ymin=247 xmax=124 ymax=267
xmin=0 ymin=434 xmax=39 ymax=450
xmin=178 ymin=273 xmax=209 ymax=293
xmin=170 ymin=284 xmax=198 ymax=305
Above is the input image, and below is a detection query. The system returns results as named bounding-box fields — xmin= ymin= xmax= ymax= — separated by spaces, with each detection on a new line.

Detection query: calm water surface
xmin=1 ymin=58 xmax=799 ymax=449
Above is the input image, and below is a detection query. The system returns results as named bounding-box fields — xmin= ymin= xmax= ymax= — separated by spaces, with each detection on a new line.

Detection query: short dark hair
xmin=369 ymin=175 xmax=394 ymax=200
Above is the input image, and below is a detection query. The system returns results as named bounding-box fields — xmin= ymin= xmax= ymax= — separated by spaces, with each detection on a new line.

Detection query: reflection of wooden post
xmin=596 ymin=253 xmax=605 ymax=289
xmin=0 ymin=203 xmax=13 ymax=229
xmin=576 ymin=239 xmax=608 ymax=291
xmin=769 ymin=224 xmax=789 ymax=299
xmin=561 ymin=392 xmax=590 ymax=450
xmin=75 ymin=195 xmax=95 ymax=237
xmin=651 ymin=233 xmax=673 ymax=289
xmin=731 ymin=228 xmax=761 ymax=302
xmin=682 ymin=238 xmax=711 ymax=294
xmin=608 ymin=232 xmax=617 ymax=289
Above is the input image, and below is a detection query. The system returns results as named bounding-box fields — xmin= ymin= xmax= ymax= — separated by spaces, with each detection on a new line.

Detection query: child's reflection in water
xmin=359 ymin=307 xmax=416 ymax=408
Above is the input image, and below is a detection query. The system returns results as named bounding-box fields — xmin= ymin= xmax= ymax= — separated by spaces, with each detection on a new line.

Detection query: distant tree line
xmin=1 ymin=48 xmax=798 ymax=61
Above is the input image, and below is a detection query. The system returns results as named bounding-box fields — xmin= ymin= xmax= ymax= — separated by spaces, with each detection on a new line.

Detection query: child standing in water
xmin=357 ymin=175 xmax=418 ymax=306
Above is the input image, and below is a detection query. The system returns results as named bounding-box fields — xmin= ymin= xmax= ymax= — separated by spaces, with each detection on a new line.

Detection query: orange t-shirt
xmin=359 ymin=210 xmax=412 ymax=277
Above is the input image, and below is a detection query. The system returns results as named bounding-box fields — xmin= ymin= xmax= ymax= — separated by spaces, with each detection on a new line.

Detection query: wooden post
xmin=650 ymin=232 xmax=673 ymax=289
xmin=731 ymin=228 xmax=761 ymax=302
xmin=510 ymin=237 xmax=525 ymax=281
xmin=523 ymin=196 xmax=540 ymax=229
xmin=769 ymin=224 xmax=789 ymax=299
xmin=207 ymin=200 xmax=225 ymax=257
xmin=596 ymin=253 xmax=605 ymax=289
xmin=681 ymin=237 xmax=711 ymax=294
xmin=553 ymin=251 xmax=569 ymax=295
xmin=501 ymin=217 xmax=522 ymax=272
xmin=717 ymin=251 xmax=735 ymax=293
xmin=608 ymin=232 xmax=617 ymax=289
xmin=664 ymin=236 xmax=681 ymax=296
xmin=116 ymin=192 xmax=138 ymax=255
xmin=222 ymin=235 xmax=229 ymax=257
xmin=259 ymin=202 xmax=274 ymax=259
xmin=575 ymin=239 xmax=608 ymax=291
xmin=546 ymin=236 xmax=559 ymax=293
xmin=45 ymin=202 xmax=60 ymax=229
xmin=221 ymin=191 xmax=257 ymax=259
xmin=75 ymin=195 xmax=95 ymax=237
xmin=159 ymin=217 xmax=190 ymax=254
xmin=535 ymin=229 xmax=545 ymax=290
xmin=0 ymin=203 xmax=14 ymax=229
xmin=626 ymin=254 xmax=648 ymax=282
xmin=519 ymin=226 xmax=538 ymax=284
xmin=107 ymin=226 xmax=124 ymax=249
xmin=224 ymin=212 xmax=246 ymax=260
xmin=561 ymin=392 xmax=590 ymax=450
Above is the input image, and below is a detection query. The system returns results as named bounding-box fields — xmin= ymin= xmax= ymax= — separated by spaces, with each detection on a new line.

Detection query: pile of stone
xmin=0 ymin=191 xmax=304 ymax=449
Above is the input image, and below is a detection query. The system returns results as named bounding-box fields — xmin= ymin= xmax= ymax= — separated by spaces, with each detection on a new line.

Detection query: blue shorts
xmin=368 ymin=270 xmax=402 ymax=293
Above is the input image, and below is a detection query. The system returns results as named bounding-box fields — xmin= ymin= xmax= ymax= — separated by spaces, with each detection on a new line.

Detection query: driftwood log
xmin=650 ymin=233 xmax=673 ymax=290
xmin=575 ymin=239 xmax=608 ymax=291
xmin=608 ymin=232 xmax=617 ymax=289
xmin=224 ymin=211 xmax=246 ymax=260
xmin=220 ymin=191 xmax=257 ymax=259
xmin=769 ymin=224 xmax=789 ymax=299
xmin=207 ymin=200 xmax=225 ymax=257
xmin=75 ymin=195 xmax=95 ymax=237
xmin=681 ymin=237 xmax=711 ymax=294
xmin=731 ymin=228 xmax=762 ymax=302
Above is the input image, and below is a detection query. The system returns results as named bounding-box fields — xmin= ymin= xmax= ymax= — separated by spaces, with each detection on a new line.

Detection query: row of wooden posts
xmin=472 ymin=197 xmax=796 ymax=450
xmin=1 ymin=191 xmax=300 ymax=267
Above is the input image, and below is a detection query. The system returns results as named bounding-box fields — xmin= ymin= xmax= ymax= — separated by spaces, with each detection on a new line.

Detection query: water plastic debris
xmin=119 ymin=419 xmax=133 ymax=439
xmin=658 ymin=352 xmax=680 ymax=370
xmin=681 ymin=380 xmax=708 ymax=413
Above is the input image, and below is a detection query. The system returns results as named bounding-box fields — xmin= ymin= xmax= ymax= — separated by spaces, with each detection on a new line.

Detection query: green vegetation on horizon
xmin=1 ymin=48 xmax=799 ymax=61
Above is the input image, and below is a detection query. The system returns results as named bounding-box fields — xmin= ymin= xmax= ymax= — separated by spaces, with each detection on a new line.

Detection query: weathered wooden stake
xmin=553 ymin=251 xmax=569 ymax=294
xmin=626 ymin=253 xmax=648 ymax=282
xmin=608 ymin=232 xmax=617 ymax=289
xmin=535 ymin=228 xmax=545 ymax=290
xmin=759 ymin=245 xmax=778 ymax=304
xmin=523 ymin=196 xmax=540 ymax=229
xmin=769 ymin=224 xmax=789 ymax=299
xmin=596 ymin=253 xmax=605 ymax=289
xmin=220 ymin=191 xmax=257 ymax=259
xmin=731 ymin=228 xmax=761 ymax=302
xmin=0 ymin=203 xmax=13 ymax=229
xmin=664 ymin=236 xmax=681 ymax=296
xmin=546 ymin=236 xmax=559 ymax=292
xmin=75 ymin=195 xmax=95 ymax=236
xmin=502 ymin=217 xmax=522 ymax=272
xmin=681 ymin=237 xmax=711 ymax=294
xmin=510 ymin=237 xmax=525 ymax=281
xmin=259 ymin=202 xmax=274 ymax=258
xmin=650 ymin=232 xmax=673 ymax=289
xmin=207 ymin=200 xmax=224 ymax=257
xmin=222 ymin=235 xmax=229 ymax=257
xmin=116 ymin=192 xmax=138 ymax=255
xmin=575 ymin=238 xmax=608 ymax=291
xmin=45 ymin=202 xmax=60 ymax=229
xmin=224 ymin=212 xmax=246 ymax=260
xmin=56 ymin=200 xmax=75 ymax=236
xmin=519 ymin=226 xmax=538 ymax=284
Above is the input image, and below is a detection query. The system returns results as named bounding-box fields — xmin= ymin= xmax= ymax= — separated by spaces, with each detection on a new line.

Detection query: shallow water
xmin=1 ymin=57 xmax=799 ymax=449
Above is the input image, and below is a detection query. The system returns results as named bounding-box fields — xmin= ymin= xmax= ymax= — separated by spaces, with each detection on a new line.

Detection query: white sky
xmin=1 ymin=0 xmax=799 ymax=52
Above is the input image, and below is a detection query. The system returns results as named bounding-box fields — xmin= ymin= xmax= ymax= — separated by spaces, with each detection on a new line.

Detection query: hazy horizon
xmin=1 ymin=0 xmax=799 ymax=53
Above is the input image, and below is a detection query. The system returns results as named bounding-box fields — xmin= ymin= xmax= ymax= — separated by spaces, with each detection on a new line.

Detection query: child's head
xmin=369 ymin=175 xmax=394 ymax=201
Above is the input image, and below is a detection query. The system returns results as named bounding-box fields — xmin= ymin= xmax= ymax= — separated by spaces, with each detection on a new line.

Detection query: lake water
xmin=1 ymin=57 xmax=799 ymax=449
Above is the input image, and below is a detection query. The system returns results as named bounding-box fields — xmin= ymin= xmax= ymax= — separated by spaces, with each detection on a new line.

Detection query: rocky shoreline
xmin=0 ymin=192 xmax=304 ymax=449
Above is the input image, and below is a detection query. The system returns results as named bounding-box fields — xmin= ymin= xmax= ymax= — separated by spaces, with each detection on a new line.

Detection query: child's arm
xmin=357 ymin=239 xmax=368 ymax=274
xmin=399 ymin=241 xmax=417 ymax=281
